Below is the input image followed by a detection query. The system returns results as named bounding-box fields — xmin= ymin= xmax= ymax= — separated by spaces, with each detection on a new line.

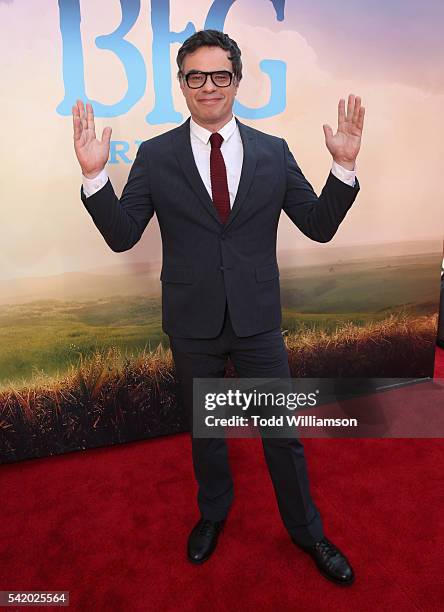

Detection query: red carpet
xmin=1 ymin=350 xmax=443 ymax=611
xmin=435 ymin=346 xmax=444 ymax=378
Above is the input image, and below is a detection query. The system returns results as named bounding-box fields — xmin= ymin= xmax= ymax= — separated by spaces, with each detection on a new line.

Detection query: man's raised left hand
xmin=323 ymin=94 xmax=365 ymax=171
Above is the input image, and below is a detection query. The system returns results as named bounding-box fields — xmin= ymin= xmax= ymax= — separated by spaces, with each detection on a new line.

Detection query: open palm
xmin=72 ymin=100 xmax=112 ymax=178
xmin=323 ymin=94 xmax=365 ymax=169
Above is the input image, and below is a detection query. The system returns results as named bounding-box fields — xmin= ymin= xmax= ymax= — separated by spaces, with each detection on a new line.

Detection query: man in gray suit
xmin=72 ymin=30 xmax=364 ymax=585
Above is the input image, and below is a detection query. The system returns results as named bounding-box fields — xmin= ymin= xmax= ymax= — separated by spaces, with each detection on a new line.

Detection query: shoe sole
xmin=187 ymin=553 xmax=212 ymax=565
xmin=315 ymin=563 xmax=355 ymax=586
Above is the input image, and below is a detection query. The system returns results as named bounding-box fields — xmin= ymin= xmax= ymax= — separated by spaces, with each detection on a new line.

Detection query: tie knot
xmin=210 ymin=132 xmax=223 ymax=149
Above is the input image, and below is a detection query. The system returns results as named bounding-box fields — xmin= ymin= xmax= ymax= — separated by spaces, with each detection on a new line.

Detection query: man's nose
xmin=202 ymin=76 xmax=217 ymax=93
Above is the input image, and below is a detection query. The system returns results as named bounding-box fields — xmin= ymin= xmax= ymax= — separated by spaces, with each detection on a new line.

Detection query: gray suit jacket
xmin=81 ymin=117 xmax=360 ymax=338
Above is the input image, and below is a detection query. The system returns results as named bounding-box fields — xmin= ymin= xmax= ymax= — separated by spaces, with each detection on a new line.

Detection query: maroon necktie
xmin=209 ymin=132 xmax=230 ymax=224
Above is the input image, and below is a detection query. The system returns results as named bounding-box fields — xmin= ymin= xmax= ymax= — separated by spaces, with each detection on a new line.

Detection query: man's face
xmin=179 ymin=45 xmax=239 ymax=128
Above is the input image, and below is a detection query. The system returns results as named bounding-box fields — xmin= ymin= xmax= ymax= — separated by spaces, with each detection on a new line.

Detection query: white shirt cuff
xmin=82 ymin=168 xmax=109 ymax=198
xmin=331 ymin=161 xmax=356 ymax=187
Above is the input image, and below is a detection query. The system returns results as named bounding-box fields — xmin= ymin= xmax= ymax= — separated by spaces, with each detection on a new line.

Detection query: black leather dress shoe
xmin=297 ymin=536 xmax=355 ymax=586
xmin=187 ymin=518 xmax=225 ymax=564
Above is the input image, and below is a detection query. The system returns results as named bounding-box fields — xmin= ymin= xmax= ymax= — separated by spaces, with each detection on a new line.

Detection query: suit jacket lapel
xmin=172 ymin=116 xmax=258 ymax=229
xmin=224 ymin=118 xmax=257 ymax=231
xmin=172 ymin=117 xmax=222 ymax=225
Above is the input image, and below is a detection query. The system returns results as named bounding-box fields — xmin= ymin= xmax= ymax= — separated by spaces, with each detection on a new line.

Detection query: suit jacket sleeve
xmin=80 ymin=142 xmax=155 ymax=252
xmin=282 ymin=139 xmax=360 ymax=243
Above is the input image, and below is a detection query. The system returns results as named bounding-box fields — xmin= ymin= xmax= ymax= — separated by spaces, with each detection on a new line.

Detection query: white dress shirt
xmin=189 ymin=115 xmax=243 ymax=207
xmin=82 ymin=115 xmax=356 ymax=199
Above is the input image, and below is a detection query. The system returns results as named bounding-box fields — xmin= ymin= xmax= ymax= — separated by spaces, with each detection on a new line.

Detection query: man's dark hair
xmin=176 ymin=29 xmax=242 ymax=83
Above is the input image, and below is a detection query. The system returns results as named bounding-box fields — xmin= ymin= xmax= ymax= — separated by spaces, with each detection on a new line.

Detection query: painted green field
xmin=0 ymin=252 xmax=440 ymax=387
xmin=280 ymin=253 xmax=439 ymax=312
xmin=0 ymin=297 xmax=164 ymax=386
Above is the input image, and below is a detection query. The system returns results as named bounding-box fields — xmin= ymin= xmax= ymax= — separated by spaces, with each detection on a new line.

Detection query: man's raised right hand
xmin=72 ymin=99 xmax=112 ymax=179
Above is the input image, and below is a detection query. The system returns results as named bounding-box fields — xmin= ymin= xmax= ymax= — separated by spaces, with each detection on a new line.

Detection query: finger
xmin=346 ymin=93 xmax=355 ymax=121
xmin=73 ymin=114 xmax=82 ymax=141
xmin=101 ymin=126 xmax=112 ymax=147
xmin=72 ymin=106 xmax=80 ymax=135
xmin=86 ymin=102 xmax=96 ymax=138
xmin=72 ymin=103 xmax=84 ymax=139
xmin=352 ymin=96 xmax=361 ymax=125
xmin=357 ymin=106 xmax=365 ymax=132
xmin=323 ymin=124 xmax=333 ymax=140
xmin=338 ymin=98 xmax=346 ymax=127
xmin=72 ymin=104 xmax=79 ymax=133
xmin=77 ymin=99 xmax=87 ymax=131
xmin=77 ymin=99 xmax=85 ymax=120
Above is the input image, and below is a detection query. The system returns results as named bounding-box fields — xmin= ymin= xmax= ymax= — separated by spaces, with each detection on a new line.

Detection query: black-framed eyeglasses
xmin=183 ymin=70 xmax=233 ymax=89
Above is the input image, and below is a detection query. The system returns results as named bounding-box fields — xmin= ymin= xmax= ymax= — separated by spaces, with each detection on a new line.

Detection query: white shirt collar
xmin=190 ymin=114 xmax=238 ymax=145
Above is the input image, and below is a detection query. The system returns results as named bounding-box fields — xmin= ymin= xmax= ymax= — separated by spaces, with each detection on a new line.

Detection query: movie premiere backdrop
xmin=1 ymin=0 xmax=443 ymax=462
